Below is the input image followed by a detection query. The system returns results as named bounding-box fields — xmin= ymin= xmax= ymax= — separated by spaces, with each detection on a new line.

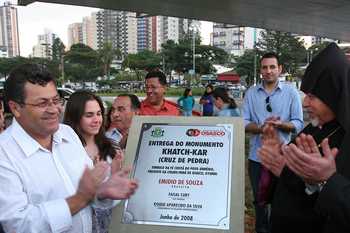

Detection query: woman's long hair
xmin=63 ymin=90 xmax=116 ymax=160
xmin=212 ymin=87 xmax=237 ymax=109
xmin=183 ymin=88 xmax=192 ymax=97
xmin=202 ymin=84 xmax=214 ymax=96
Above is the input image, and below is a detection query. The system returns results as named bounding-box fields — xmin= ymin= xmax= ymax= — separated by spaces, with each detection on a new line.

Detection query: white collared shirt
xmin=0 ymin=119 xmax=113 ymax=233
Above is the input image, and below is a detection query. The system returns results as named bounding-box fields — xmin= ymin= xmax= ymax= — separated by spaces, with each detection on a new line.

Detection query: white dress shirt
xmin=0 ymin=119 xmax=113 ymax=233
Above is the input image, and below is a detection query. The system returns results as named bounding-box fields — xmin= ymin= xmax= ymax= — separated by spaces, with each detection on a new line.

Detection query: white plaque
xmin=123 ymin=123 xmax=233 ymax=229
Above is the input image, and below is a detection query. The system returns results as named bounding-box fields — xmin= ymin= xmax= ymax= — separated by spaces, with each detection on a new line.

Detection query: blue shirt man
xmin=243 ymin=52 xmax=303 ymax=233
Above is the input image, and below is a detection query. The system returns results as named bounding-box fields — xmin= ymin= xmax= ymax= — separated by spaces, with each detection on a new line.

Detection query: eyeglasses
xmin=20 ymin=97 xmax=65 ymax=109
xmin=265 ymin=96 xmax=272 ymax=112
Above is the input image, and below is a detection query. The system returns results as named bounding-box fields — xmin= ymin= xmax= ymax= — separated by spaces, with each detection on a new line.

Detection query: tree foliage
xmin=98 ymin=42 xmax=122 ymax=78
xmin=256 ymin=30 xmax=306 ymax=75
xmin=161 ymin=36 xmax=228 ymax=75
xmin=51 ymin=38 xmax=65 ymax=62
xmin=122 ymin=50 xmax=161 ymax=80
xmin=64 ymin=43 xmax=102 ymax=82
xmin=233 ymin=49 xmax=259 ymax=86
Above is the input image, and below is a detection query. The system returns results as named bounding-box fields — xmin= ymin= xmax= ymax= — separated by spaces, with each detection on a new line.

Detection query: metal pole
xmin=192 ymin=28 xmax=195 ymax=86
xmin=253 ymin=51 xmax=257 ymax=85
xmin=61 ymin=54 xmax=64 ymax=84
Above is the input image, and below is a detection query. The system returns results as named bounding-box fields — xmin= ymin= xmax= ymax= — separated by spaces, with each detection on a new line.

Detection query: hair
xmin=212 ymin=87 xmax=237 ymax=109
xmin=117 ymin=94 xmax=141 ymax=110
xmin=145 ymin=71 xmax=167 ymax=86
xmin=105 ymin=94 xmax=140 ymax=130
xmin=183 ymin=88 xmax=192 ymax=97
xmin=63 ymin=90 xmax=116 ymax=161
xmin=260 ymin=52 xmax=281 ymax=65
xmin=203 ymin=84 xmax=214 ymax=96
xmin=4 ymin=63 xmax=56 ymax=105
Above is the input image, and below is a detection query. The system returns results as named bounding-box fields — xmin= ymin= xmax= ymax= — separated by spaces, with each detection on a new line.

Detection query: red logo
xmin=200 ymin=130 xmax=225 ymax=136
xmin=186 ymin=129 xmax=201 ymax=137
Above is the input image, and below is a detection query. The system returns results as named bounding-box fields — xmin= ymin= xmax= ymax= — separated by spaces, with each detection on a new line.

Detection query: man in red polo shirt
xmin=140 ymin=71 xmax=180 ymax=116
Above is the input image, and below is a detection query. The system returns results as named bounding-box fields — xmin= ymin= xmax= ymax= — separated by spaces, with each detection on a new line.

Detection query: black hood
xmin=301 ymin=43 xmax=350 ymax=131
xmin=301 ymin=42 xmax=350 ymax=177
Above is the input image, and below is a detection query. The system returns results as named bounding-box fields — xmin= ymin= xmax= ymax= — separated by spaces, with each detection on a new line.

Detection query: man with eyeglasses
xmin=242 ymin=52 xmax=303 ymax=233
xmin=0 ymin=63 xmax=138 ymax=233
xmin=139 ymin=71 xmax=180 ymax=116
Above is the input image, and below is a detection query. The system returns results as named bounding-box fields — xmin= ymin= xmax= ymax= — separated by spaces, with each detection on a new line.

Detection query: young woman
xmin=63 ymin=90 xmax=122 ymax=233
xmin=177 ymin=88 xmax=195 ymax=116
xmin=199 ymin=84 xmax=214 ymax=116
xmin=212 ymin=87 xmax=240 ymax=117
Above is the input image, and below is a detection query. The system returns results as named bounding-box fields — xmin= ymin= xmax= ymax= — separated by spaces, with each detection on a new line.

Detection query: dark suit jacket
xmin=270 ymin=121 xmax=347 ymax=233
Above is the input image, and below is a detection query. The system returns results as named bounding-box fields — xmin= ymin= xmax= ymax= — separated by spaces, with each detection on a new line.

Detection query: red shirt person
xmin=139 ymin=71 xmax=180 ymax=116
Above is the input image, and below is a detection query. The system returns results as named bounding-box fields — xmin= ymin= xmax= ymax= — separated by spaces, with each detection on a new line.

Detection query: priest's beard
xmin=310 ymin=116 xmax=320 ymax=127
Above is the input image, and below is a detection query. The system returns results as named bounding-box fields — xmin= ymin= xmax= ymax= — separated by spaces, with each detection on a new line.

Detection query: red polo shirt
xmin=139 ymin=99 xmax=180 ymax=116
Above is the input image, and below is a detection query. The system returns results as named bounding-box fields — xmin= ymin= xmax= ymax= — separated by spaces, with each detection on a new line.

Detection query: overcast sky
xmin=1 ymin=1 xmax=213 ymax=57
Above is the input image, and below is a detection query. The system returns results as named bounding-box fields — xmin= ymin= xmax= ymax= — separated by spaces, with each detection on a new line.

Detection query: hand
xmin=258 ymin=144 xmax=285 ymax=177
xmin=111 ymin=149 xmax=124 ymax=174
xmin=76 ymin=162 xmax=109 ymax=202
xmin=261 ymin=123 xmax=281 ymax=146
xmin=283 ymin=137 xmax=338 ymax=184
xmin=97 ymin=167 xmax=138 ymax=200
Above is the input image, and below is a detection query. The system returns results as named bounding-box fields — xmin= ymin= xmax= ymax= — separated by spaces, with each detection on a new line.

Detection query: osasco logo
xmin=186 ymin=129 xmax=225 ymax=137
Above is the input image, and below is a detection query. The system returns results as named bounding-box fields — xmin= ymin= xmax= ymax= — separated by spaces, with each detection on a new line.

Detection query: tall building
xmin=0 ymin=1 xmax=20 ymax=57
xmin=137 ymin=16 xmax=199 ymax=52
xmin=32 ymin=29 xmax=57 ymax=59
xmin=68 ymin=23 xmax=83 ymax=49
xmin=212 ymin=24 xmax=259 ymax=56
xmin=95 ymin=10 xmax=137 ymax=55
xmin=82 ymin=13 xmax=97 ymax=50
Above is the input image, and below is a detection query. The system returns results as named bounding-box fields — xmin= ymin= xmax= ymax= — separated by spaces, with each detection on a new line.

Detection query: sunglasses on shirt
xmin=265 ymin=96 xmax=272 ymax=112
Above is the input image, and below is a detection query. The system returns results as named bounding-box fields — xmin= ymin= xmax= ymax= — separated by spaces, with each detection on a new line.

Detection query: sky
xmin=1 ymin=1 xmax=213 ymax=57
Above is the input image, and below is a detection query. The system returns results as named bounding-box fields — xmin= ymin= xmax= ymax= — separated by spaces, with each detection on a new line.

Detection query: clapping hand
xmin=258 ymin=123 xmax=285 ymax=177
xmin=97 ymin=167 xmax=138 ymax=200
xmin=283 ymin=134 xmax=338 ymax=184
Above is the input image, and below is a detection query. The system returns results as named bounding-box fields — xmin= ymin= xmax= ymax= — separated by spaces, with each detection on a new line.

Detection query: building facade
xmin=0 ymin=1 xmax=20 ymax=57
xmin=32 ymin=29 xmax=57 ymax=59
xmin=212 ymin=24 xmax=259 ymax=56
xmin=68 ymin=23 xmax=83 ymax=49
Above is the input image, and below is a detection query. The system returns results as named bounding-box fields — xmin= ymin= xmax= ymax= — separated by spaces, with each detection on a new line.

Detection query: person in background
xmin=212 ymin=87 xmax=240 ymax=117
xmin=243 ymin=52 xmax=303 ymax=233
xmin=177 ymin=88 xmax=195 ymax=116
xmin=63 ymin=90 xmax=124 ymax=233
xmin=139 ymin=71 xmax=180 ymax=116
xmin=200 ymin=84 xmax=214 ymax=116
xmin=106 ymin=94 xmax=140 ymax=149
xmin=0 ymin=63 xmax=137 ymax=233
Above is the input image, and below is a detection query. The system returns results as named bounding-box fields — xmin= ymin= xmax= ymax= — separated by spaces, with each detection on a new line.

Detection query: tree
xmin=233 ymin=49 xmax=259 ymax=86
xmin=256 ymin=30 xmax=306 ymax=75
xmin=307 ymin=41 xmax=331 ymax=62
xmin=52 ymin=38 xmax=65 ymax=62
xmin=123 ymin=50 xmax=161 ymax=80
xmin=64 ymin=43 xmax=102 ymax=82
xmin=161 ymin=37 xmax=229 ymax=75
xmin=98 ymin=42 xmax=122 ymax=79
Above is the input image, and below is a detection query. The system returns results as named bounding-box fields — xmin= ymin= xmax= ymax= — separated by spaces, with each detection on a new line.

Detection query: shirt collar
xmin=143 ymin=98 xmax=169 ymax=111
xmin=11 ymin=119 xmax=70 ymax=157
xmin=257 ymin=80 xmax=283 ymax=92
xmin=107 ymin=128 xmax=122 ymax=137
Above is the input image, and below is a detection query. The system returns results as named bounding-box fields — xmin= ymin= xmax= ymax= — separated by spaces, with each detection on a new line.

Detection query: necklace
xmin=317 ymin=126 xmax=341 ymax=147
